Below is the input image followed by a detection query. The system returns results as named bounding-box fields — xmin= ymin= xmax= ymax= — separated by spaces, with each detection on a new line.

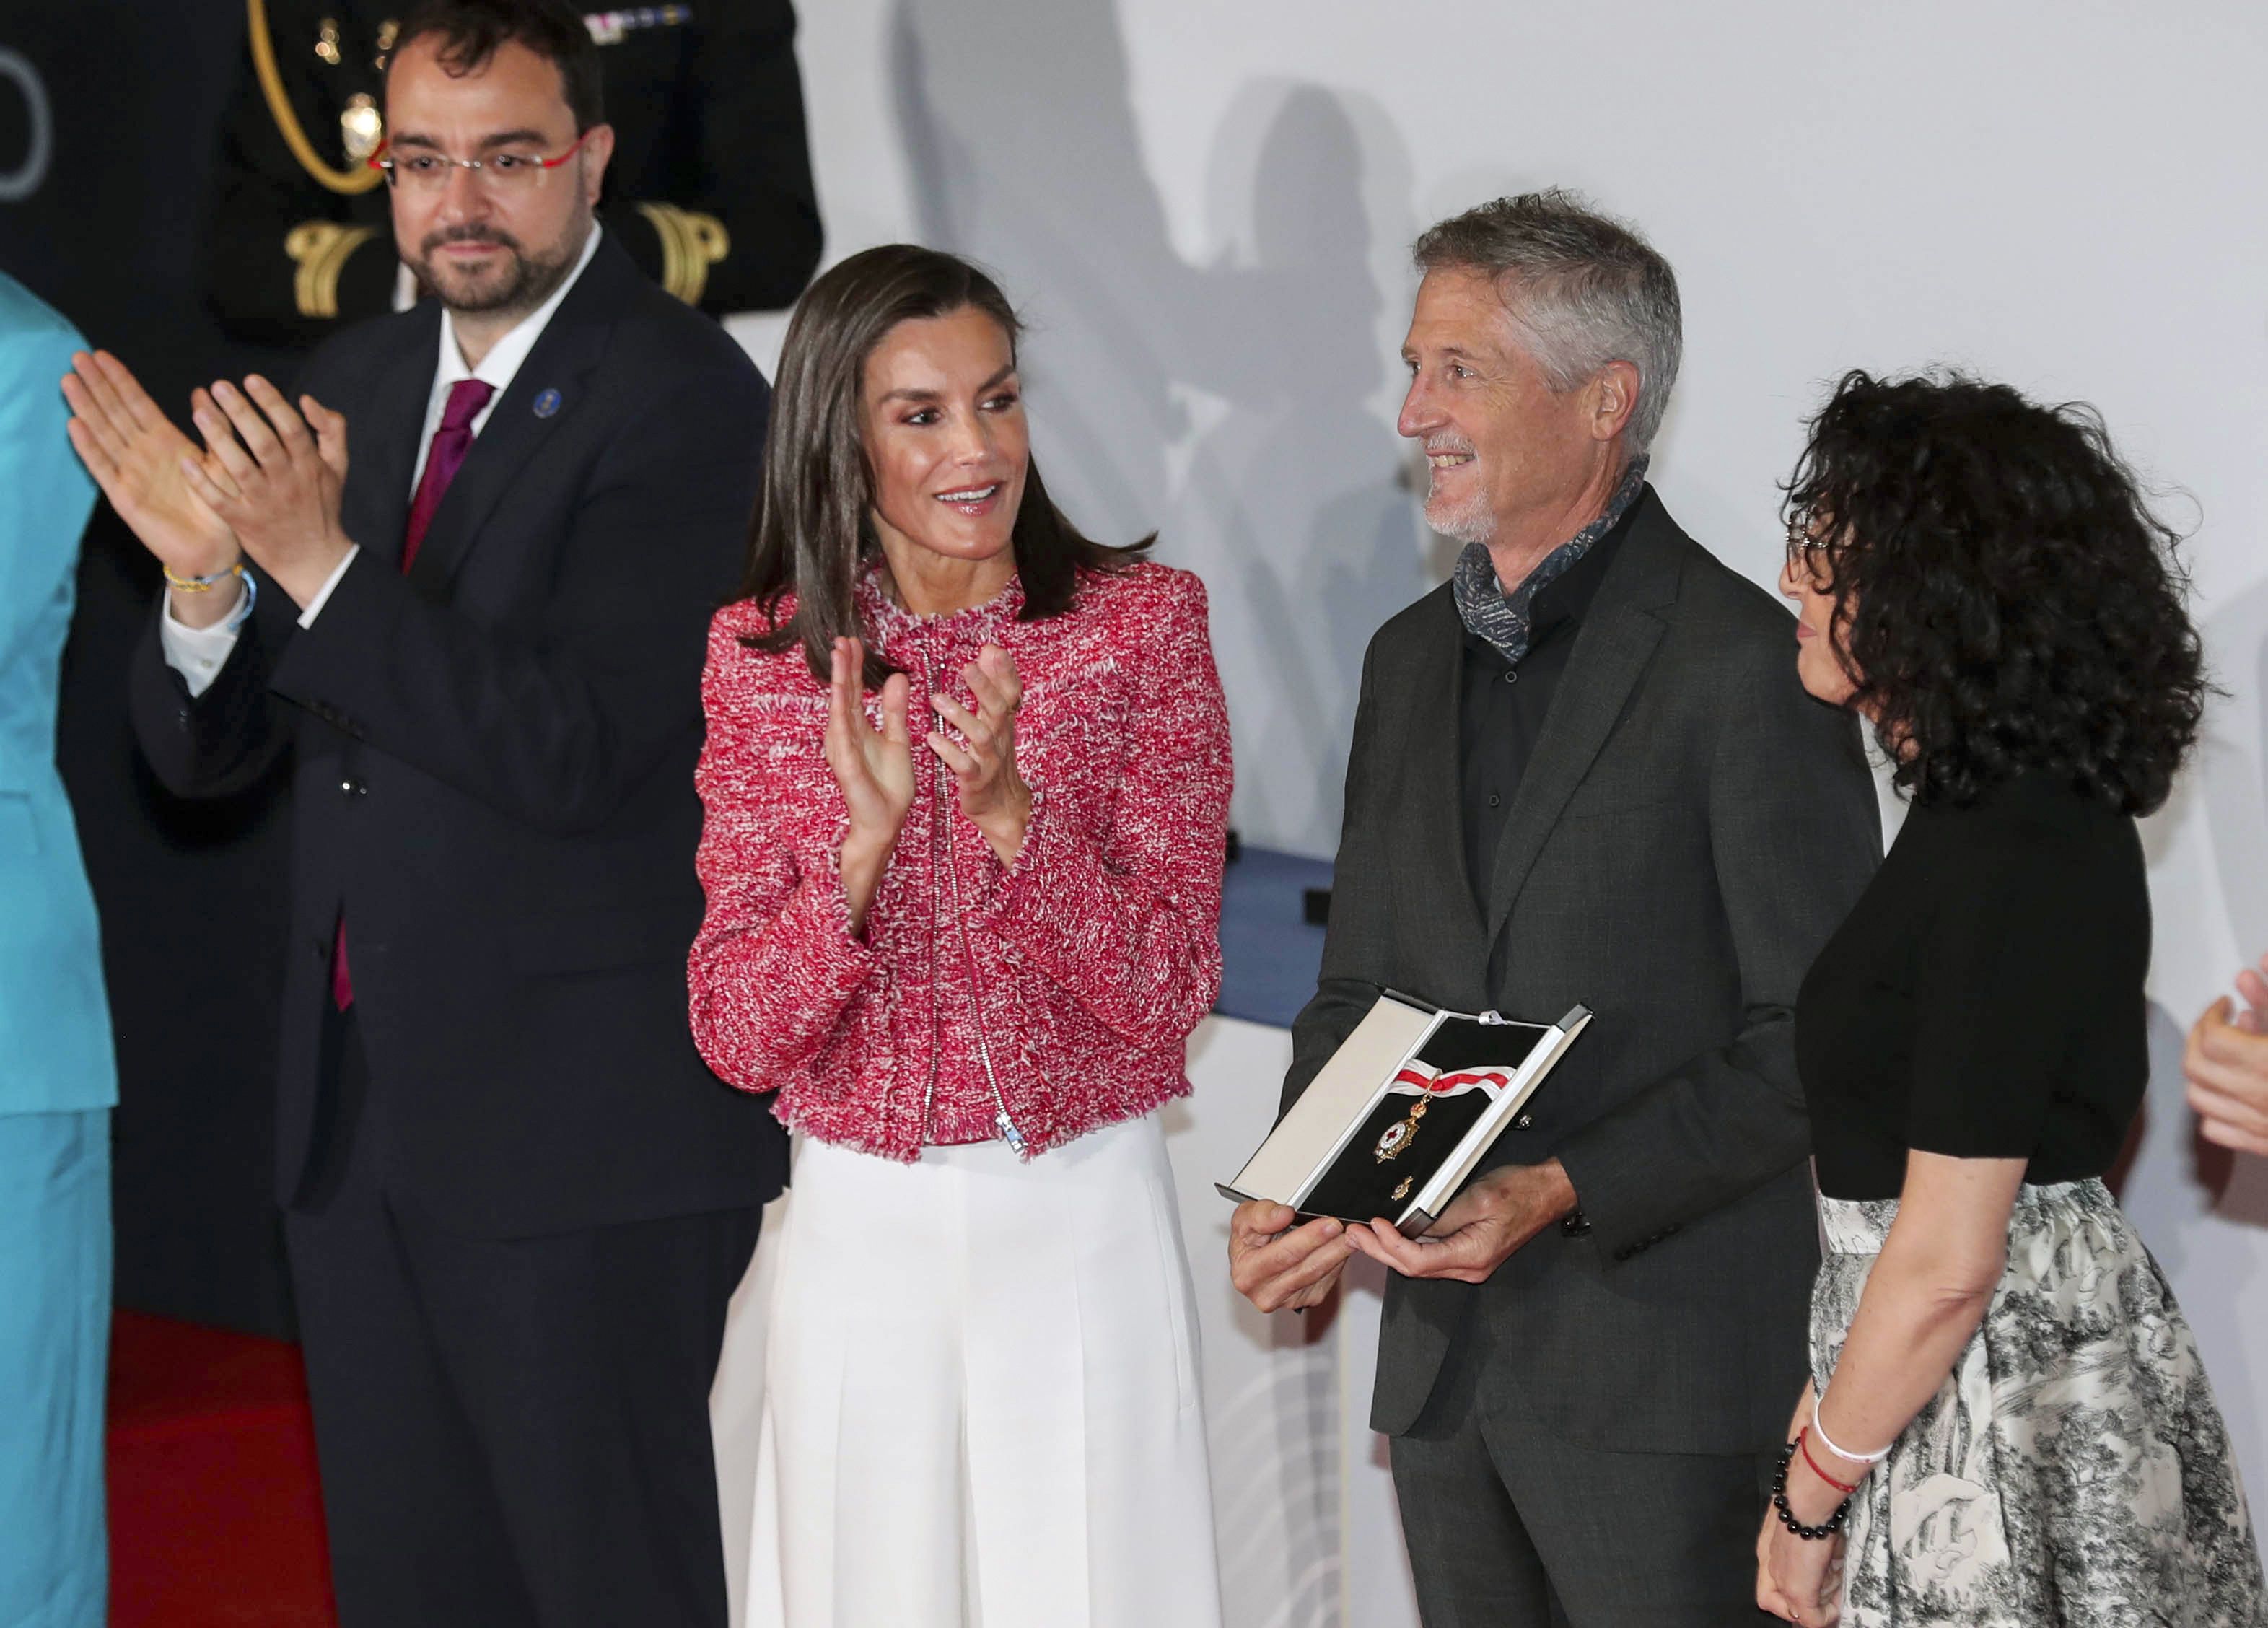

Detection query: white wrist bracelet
xmin=1813 ymin=1394 xmax=1893 ymax=1464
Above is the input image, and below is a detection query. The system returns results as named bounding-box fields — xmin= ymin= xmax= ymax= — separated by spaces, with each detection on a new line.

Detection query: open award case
xmin=1217 ymin=991 xmax=1592 ymax=1237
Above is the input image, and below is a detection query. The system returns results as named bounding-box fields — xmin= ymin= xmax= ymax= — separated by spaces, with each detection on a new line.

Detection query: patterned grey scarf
xmin=1450 ymin=456 xmax=1649 ymax=665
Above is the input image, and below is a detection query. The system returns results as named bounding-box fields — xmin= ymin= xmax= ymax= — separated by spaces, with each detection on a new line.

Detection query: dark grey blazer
xmin=1285 ymin=489 xmax=1880 ymax=1453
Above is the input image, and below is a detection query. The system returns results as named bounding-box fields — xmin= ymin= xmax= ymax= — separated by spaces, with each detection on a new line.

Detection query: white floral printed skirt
xmin=1811 ymin=1178 xmax=2267 ymax=1627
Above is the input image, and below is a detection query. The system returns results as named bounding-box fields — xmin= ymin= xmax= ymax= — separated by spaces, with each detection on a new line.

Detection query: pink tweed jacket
xmin=687 ymin=560 xmax=1232 ymax=1161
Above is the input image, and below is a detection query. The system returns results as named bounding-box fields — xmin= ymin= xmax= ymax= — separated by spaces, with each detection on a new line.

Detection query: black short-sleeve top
xmin=1795 ymin=771 xmax=2150 ymax=1201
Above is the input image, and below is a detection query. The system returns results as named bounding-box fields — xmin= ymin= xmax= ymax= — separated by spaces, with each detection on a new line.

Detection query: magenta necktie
xmin=331 ymin=376 xmax=496 ymax=1010
xmin=400 ymin=377 xmax=494 ymax=574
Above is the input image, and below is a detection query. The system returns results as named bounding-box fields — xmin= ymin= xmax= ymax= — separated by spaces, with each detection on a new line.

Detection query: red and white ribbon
xmin=1393 ymin=1067 xmax=1514 ymax=1094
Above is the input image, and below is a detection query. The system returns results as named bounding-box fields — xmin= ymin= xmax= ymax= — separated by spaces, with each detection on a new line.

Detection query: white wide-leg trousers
xmin=746 ymin=1113 xmax=1223 ymax=1628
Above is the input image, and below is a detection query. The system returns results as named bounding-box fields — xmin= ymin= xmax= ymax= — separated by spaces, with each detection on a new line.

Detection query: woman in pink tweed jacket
xmin=688 ymin=245 xmax=1230 ymax=1628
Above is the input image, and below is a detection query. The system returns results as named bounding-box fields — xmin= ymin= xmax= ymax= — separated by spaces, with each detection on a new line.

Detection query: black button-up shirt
xmin=1457 ymin=506 xmax=1637 ymax=912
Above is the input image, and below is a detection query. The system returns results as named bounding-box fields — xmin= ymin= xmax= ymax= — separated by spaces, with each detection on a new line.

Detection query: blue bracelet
xmin=224 ymin=566 xmax=257 ymax=631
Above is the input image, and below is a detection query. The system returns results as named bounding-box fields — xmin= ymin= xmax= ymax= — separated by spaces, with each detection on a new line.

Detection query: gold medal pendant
xmin=1373 ymin=1095 xmax=1427 ymax=1163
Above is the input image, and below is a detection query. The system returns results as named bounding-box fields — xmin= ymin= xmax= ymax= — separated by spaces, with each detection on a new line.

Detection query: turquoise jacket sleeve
xmin=0 ymin=273 xmax=116 ymax=1114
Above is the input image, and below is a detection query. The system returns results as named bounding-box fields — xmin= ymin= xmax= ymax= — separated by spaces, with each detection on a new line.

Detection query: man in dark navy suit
xmin=64 ymin=4 xmax=779 ymax=1622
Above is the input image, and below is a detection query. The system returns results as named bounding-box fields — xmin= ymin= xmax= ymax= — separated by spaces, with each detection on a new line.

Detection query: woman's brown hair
xmin=736 ymin=244 xmax=1151 ymax=681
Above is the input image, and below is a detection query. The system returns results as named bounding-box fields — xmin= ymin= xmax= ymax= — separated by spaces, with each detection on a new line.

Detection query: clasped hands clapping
xmin=825 ymin=632 xmax=1030 ymax=936
xmin=69 ymin=338 xmax=1041 ymax=941
xmin=61 ymin=350 xmax=358 ymax=618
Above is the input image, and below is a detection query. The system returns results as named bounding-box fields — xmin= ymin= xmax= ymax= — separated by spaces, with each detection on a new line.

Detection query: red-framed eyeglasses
xmin=369 ymin=130 xmax=595 ymax=191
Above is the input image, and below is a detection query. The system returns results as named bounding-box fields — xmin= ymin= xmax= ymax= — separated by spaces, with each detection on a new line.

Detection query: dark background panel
xmin=2 ymin=0 xmax=297 ymax=1335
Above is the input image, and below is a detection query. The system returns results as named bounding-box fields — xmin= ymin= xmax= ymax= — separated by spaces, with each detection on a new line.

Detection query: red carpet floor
xmin=107 ymin=1310 xmax=338 ymax=1627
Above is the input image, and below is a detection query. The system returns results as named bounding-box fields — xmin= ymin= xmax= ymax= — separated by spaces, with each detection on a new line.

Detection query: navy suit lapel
xmin=402 ymin=238 xmax=628 ymax=599
xmin=341 ymin=305 xmax=443 ymax=575
xmin=1481 ymin=494 xmax=1682 ymax=945
xmin=1388 ymin=587 xmax=1490 ymax=991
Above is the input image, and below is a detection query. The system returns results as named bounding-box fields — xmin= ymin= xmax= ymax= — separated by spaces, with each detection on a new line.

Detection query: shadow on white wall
xmin=2201 ymin=579 xmax=2268 ymax=966
xmin=887 ymin=0 xmax=1427 ymax=854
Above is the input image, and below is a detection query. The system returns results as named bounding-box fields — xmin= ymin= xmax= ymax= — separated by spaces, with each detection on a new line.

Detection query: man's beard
xmin=413 ymin=214 xmax=584 ymax=318
xmin=1424 ymin=475 xmax=1496 ymax=546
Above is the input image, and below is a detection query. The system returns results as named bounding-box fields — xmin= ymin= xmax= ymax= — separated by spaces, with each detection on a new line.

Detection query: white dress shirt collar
xmin=432 ymin=220 xmax=605 ymax=404
xmin=411 ymin=222 xmax=604 ymax=496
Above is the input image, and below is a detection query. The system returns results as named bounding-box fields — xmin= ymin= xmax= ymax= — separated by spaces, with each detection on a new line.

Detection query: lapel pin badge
xmin=533 ymin=388 xmax=563 ymax=419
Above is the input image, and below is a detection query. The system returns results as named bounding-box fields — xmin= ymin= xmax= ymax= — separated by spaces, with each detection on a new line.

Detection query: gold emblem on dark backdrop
xmin=286 ymin=222 xmax=379 ymax=317
xmin=248 ymin=0 xmax=384 ymax=193
xmin=339 ymin=92 xmax=383 ymax=164
xmin=635 ymin=202 xmax=732 ymax=306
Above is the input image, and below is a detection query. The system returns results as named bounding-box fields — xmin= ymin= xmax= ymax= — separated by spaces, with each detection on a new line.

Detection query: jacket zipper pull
xmin=995 ymin=1110 xmax=1027 ymax=1154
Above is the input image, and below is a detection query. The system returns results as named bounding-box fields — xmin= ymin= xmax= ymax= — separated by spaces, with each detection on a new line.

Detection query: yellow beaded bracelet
xmin=162 ymin=560 xmax=246 ymax=593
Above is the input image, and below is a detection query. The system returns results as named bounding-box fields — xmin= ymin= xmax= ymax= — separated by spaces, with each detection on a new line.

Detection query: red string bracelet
xmin=1798 ymin=1427 xmax=1861 ymax=1497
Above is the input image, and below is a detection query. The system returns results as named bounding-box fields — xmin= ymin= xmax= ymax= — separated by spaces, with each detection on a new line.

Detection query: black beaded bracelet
xmin=1770 ymin=1438 xmax=1851 ymax=1541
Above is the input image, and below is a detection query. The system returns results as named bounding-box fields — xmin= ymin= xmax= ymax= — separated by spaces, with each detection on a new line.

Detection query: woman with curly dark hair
xmin=1754 ymin=370 xmax=2264 ymax=1627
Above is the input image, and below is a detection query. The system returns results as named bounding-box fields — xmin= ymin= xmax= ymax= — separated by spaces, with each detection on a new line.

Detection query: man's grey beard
xmin=1424 ymin=479 xmax=1497 ymax=547
xmin=416 ymin=209 xmax=589 ymax=319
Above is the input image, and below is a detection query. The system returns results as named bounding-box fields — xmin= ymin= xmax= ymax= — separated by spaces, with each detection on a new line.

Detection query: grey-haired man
xmin=1231 ymin=191 xmax=1880 ymax=1625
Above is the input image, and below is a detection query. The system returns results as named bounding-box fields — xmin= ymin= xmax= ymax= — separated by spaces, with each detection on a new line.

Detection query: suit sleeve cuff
xmin=757 ymin=851 xmax=878 ymax=1004
xmin=297 ymin=546 xmax=362 ymax=629
xmin=159 ymin=590 xmax=244 ymax=698
xmin=692 ymin=854 xmax=877 ymax=1092
xmin=1551 ymin=1121 xmax=1669 ymax=1261
xmin=268 ymin=546 xmax=403 ymax=727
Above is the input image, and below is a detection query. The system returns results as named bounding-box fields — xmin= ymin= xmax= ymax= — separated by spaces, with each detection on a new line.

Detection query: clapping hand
xmin=928 ymin=644 xmax=1030 ymax=865
xmin=2186 ymin=953 xmax=2268 ymax=1156
xmin=2235 ymin=954 xmax=2268 ymax=1033
xmin=824 ymin=636 xmax=914 ymax=935
xmin=180 ymin=375 xmax=354 ymax=609
xmin=62 ymin=351 xmax=240 ymax=604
